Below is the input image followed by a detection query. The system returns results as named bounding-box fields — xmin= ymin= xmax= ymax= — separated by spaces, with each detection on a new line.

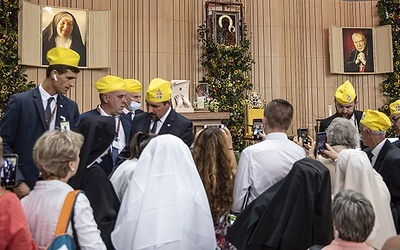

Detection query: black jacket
xmin=226 ymin=158 xmax=333 ymax=250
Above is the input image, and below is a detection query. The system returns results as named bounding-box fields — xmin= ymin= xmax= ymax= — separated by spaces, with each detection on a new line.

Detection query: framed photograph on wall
xmin=329 ymin=25 xmax=393 ymax=74
xmin=342 ymin=28 xmax=374 ymax=73
xmin=212 ymin=11 xmax=239 ymax=46
xmin=41 ymin=7 xmax=88 ymax=67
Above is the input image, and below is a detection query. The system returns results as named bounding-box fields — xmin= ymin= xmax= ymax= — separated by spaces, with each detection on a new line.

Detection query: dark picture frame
xmin=41 ymin=6 xmax=88 ymax=67
xmin=212 ymin=11 xmax=240 ymax=46
xmin=342 ymin=28 xmax=374 ymax=73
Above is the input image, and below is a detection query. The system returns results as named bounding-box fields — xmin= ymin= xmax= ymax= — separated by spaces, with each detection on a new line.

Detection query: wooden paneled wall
xmin=22 ymin=0 xmax=385 ymax=135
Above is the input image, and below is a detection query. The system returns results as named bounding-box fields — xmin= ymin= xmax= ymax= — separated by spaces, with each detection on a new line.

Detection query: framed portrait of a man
xmin=329 ymin=25 xmax=393 ymax=74
xmin=41 ymin=7 xmax=88 ymax=67
xmin=343 ymin=28 xmax=374 ymax=73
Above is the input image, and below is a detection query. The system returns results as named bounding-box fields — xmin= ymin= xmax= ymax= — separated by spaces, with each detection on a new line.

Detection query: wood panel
xmin=21 ymin=0 xmax=386 ymax=137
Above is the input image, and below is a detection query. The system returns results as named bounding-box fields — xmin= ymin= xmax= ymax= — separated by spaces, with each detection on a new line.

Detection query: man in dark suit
xmin=80 ymin=75 xmax=131 ymax=176
xmin=389 ymin=100 xmax=400 ymax=149
xmin=122 ymin=78 xmax=144 ymax=120
xmin=116 ymin=78 xmax=194 ymax=166
xmin=0 ymin=47 xmax=81 ymax=198
xmin=344 ymin=32 xmax=374 ymax=73
xmin=360 ymin=109 xmax=400 ymax=233
xmin=319 ymin=80 xmax=364 ymax=148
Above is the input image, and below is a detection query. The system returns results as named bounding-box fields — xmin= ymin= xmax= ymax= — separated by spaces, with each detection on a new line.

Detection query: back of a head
xmin=78 ymin=116 xmax=115 ymax=165
xmin=264 ymin=98 xmax=293 ymax=131
xmin=326 ymin=117 xmax=359 ymax=148
xmin=382 ymin=235 xmax=400 ymax=250
xmin=332 ymin=189 xmax=375 ymax=243
xmin=192 ymin=127 xmax=234 ymax=221
xmin=33 ymin=129 xmax=83 ymax=180
xmin=129 ymin=132 xmax=156 ymax=159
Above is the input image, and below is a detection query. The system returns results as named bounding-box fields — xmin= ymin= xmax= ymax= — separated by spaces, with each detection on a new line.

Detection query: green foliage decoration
xmin=198 ymin=22 xmax=255 ymax=151
xmin=0 ymin=0 xmax=35 ymax=117
xmin=377 ymin=0 xmax=400 ymax=136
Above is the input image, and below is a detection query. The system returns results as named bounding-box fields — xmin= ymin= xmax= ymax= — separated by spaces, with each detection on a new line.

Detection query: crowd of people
xmin=1 ymin=47 xmax=400 ymax=250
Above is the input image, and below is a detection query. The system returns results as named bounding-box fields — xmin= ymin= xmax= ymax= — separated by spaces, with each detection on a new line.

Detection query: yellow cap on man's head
xmin=334 ymin=80 xmax=356 ymax=104
xmin=123 ymin=79 xmax=142 ymax=93
xmin=95 ymin=75 xmax=125 ymax=94
xmin=390 ymin=100 xmax=400 ymax=115
xmin=46 ymin=47 xmax=80 ymax=68
xmin=360 ymin=109 xmax=391 ymax=131
xmin=145 ymin=78 xmax=171 ymax=103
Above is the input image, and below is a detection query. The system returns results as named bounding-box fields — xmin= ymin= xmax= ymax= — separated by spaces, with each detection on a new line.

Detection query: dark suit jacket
xmin=116 ymin=109 xmax=194 ymax=165
xmin=370 ymin=140 xmax=400 ymax=204
xmin=365 ymin=140 xmax=400 ymax=233
xmin=319 ymin=110 xmax=363 ymax=133
xmin=80 ymin=109 xmax=132 ymax=176
xmin=0 ymin=88 xmax=79 ymax=189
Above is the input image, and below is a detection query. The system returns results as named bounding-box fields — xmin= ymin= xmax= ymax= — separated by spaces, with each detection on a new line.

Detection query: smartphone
xmin=204 ymin=124 xmax=224 ymax=129
xmin=297 ymin=128 xmax=309 ymax=145
xmin=1 ymin=154 xmax=18 ymax=188
xmin=316 ymin=132 xmax=327 ymax=154
xmin=252 ymin=118 xmax=263 ymax=140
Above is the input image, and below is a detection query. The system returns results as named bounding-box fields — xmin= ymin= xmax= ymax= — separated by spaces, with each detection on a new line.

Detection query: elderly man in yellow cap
xmin=360 ymin=109 xmax=400 ymax=233
xmin=390 ymin=100 xmax=400 ymax=149
xmin=0 ymin=47 xmax=81 ymax=198
xmin=319 ymin=80 xmax=363 ymax=133
xmin=122 ymin=78 xmax=144 ymax=120
xmin=81 ymin=75 xmax=131 ymax=176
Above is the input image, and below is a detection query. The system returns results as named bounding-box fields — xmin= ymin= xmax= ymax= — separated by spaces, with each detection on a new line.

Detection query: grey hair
xmin=333 ymin=189 xmax=375 ymax=242
xmin=326 ymin=117 xmax=359 ymax=148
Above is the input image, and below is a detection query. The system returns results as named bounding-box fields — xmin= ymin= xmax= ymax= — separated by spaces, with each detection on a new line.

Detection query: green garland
xmin=0 ymin=0 xmax=35 ymax=117
xmin=377 ymin=0 xmax=400 ymax=135
xmin=198 ymin=22 xmax=255 ymax=151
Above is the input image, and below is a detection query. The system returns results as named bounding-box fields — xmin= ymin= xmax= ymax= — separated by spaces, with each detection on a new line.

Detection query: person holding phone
xmin=0 ymin=137 xmax=38 ymax=250
xmin=232 ymin=99 xmax=306 ymax=213
xmin=0 ymin=47 xmax=81 ymax=199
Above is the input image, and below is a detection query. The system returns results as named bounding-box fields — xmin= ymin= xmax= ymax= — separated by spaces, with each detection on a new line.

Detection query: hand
xmin=356 ymin=52 xmax=366 ymax=65
xmin=304 ymin=136 xmax=316 ymax=159
xmin=293 ymin=135 xmax=303 ymax=147
xmin=321 ymin=143 xmax=338 ymax=161
xmin=258 ymin=130 xmax=266 ymax=141
xmin=13 ymin=182 xmax=30 ymax=199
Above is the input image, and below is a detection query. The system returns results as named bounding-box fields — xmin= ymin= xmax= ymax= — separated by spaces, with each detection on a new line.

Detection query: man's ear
xmin=101 ymin=94 xmax=109 ymax=104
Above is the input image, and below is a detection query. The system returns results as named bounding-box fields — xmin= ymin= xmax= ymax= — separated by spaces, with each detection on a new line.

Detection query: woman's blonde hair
xmin=33 ymin=129 xmax=83 ymax=180
xmin=192 ymin=127 xmax=234 ymax=223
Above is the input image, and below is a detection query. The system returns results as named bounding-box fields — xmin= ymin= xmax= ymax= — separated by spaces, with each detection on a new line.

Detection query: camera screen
xmin=316 ymin=132 xmax=327 ymax=154
xmin=1 ymin=154 xmax=18 ymax=188
xmin=297 ymin=128 xmax=309 ymax=145
xmin=252 ymin=119 xmax=263 ymax=140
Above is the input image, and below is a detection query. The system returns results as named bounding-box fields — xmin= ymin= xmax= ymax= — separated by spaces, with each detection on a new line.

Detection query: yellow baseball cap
xmin=46 ymin=47 xmax=80 ymax=68
xmin=95 ymin=75 xmax=125 ymax=94
xmin=390 ymin=100 xmax=400 ymax=115
xmin=123 ymin=79 xmax=142 ymax=93
xmin=335 ymin=80 xmax=356 ymax=104
xmin=360 ymin=109 xmax=391 ymax=131
xmin=145 ymin=78 xmax=171 ymax=103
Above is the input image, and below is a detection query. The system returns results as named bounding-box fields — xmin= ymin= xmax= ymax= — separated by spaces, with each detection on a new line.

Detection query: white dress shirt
xmin=39 ymin=85 xmax=58 ymax=130
xmin=232 ymin=132 xmax=306 ymax=212
xmin=21 ymin=180 xmax=106 ymax=250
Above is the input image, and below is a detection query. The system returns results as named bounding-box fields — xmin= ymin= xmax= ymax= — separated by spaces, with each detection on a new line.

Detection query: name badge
xmin=60 ymin=121 xmax=70 ymax=132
